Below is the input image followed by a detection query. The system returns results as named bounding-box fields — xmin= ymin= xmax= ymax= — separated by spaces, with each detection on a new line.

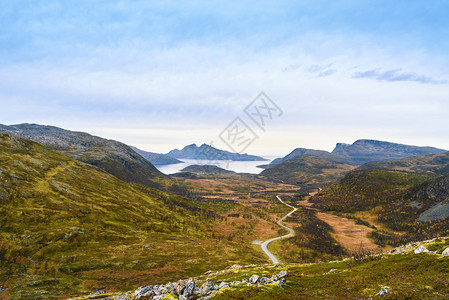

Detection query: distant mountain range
xmin=129 ymin=145 xmax=183 ymax=165
xmin=166 ymin=143 xmax=267 ymax=161
xmin=261 ymin=139 xmax=447 ymax=168
xmin=0 ymin=123 xmax=165 ymax=188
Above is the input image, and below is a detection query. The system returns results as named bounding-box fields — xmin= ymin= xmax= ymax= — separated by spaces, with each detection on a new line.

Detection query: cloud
xmin=353 ymin=69 xmax=448 ymax=84
xmin=308 ymin=64 xmax=338 ymax=78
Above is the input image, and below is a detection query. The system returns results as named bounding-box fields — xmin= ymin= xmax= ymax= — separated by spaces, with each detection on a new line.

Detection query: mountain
xmin=166 ymin=143 xmax=267 ymax=161
xmin=260 ymin=139 xmax=447 ymax=168
xmin=0 ymin=123 xmax=165 ymax=188
xmin=259 ymin=154 xmax=355 ymax=186
xmin=258 ymin=148 xmax=349 ymax=168
xmin=129 ymin=145 xmax=183 ymax=165
xmin=0 ymin=132 xmax=266 ymax=299
xmin=180 ymin=164 xmax=235 ymax=174
xmin=357 ymin=151 xmax=449 ymax=175
xmin=332 ymin=139 xmax=447 ymax=164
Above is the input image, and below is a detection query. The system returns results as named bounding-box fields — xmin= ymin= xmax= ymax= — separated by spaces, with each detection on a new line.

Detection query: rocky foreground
xmin=71 ymin=237 xmax=449 ymax=300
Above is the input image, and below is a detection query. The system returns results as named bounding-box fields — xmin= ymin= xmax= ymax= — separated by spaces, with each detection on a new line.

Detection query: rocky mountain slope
xmin=130 ymin=145 xmax=183 ymax=165
xmin=262 ymin=139 xmax=447 ymax=168
xmin=0 ymin=123 xmax=165 ymax=188
xmin=166 ymin=144 xmax=266 ymax=161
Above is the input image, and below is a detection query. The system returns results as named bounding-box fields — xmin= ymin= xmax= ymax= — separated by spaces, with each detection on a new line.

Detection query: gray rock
xmin=218 ymin=282 xmax=229 ymax=290
xmin=278 ymin=278 xmax=286 ymax=288
xmin=183 ymin=278 xmax=196 ymax=297
xmin=277 ymin=270 xmax=288 ymax=278
xmin=259 ymin=277 xmax=270 ymax=285
xmin=133 ymin=285 xmax=154 ymax=299
xmin=390 ymin=247 xmax=405 ymax=254
xmin=442 ymin=247 xmax=449 ymax=255
xmin=249 ymin=275 xmax=260 ymax=284
xmin=199 ymin=281 xmax=215 ymax=296
xmin=174 ymin=280 xmax=186 ymax=295
xmin=378 ymin=286 xmax=390 ymax=296
xmin=153 ymin=296 xmax=164 ymax=300
xmin=163 ymin=282 xmax=175 ymax=294
xmin=230 ymin=281 xmax=241 ymax=286
xmin=414 ymin=245 xmax=430 ymax=254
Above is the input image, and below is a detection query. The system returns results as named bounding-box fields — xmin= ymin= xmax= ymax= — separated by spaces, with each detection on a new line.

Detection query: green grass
xmin=213 ymin=252 xmax=449 ymax=299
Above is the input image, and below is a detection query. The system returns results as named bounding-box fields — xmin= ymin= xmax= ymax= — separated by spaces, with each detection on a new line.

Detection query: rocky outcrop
xmin=113 ymin=269 xmax=289 ymax=300
xmin=414 ymin=245 xmax=430 ymax=254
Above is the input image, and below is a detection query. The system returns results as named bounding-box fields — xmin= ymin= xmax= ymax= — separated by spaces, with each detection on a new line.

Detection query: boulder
xmin=277 ymin=270 xmax=288 ymax=278
xmin=278 ymin=278 xmax=286 ymax=288
xmin=249 ymin=275 xmax=260 ymax=284
xmin=133 ymin=285 xmax=154 ymax=299
xmin=259 ymin=277 xmax=270 ymax=285
xmin=182 ymin=278 xmax=196 ymax=297
xmin=199 ymin=281 xmax=214 ymax=296
xmin=174 ymin=280 xmax=185 ymax=295
xmin=414 ymin=245 xmax=430 ymax=254
xmin=442 ymin=247 xmax=449 ymax=255
xmin=218 ymin=282 xmax=229 ymax=290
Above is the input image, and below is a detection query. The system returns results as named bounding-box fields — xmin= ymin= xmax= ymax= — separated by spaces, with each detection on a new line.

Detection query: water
xmin=155 ymin=158 xmax=276 ymax=175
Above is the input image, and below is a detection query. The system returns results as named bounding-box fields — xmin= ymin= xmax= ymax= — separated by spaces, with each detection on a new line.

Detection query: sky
xmin=1 ymin=0 xmax=448 ymax=156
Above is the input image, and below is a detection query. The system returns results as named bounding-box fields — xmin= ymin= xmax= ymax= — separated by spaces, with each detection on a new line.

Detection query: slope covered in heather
xmin=0 ymin=123 xmax=165 ymax=188
xmin=0 ymin=133 xmax=266 ymax=299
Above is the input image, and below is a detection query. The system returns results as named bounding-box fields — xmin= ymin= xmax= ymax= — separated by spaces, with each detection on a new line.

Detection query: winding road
xmin=261 ymin=195 xmax=297 ymax=264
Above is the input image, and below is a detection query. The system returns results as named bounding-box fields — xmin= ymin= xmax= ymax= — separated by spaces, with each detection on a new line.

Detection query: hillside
xmin=0 ymin=123 xmax=165 ymax=188
xmin=130 ymin=145 xmax=183 ymax=165
xmin=358 ymin=151 xmax=449 ymax=174
xmin=166 ymin=143 xmax=267 ymax=161
xmin=259 ymin=148 xmax=349 ymax=168
xmin=73 ymin=238 xmax=449 ymax=300
xmin=260 ymin=154 xmax=355 ymax=187
xmin=0 ymin=133 xmax=267 ymax=299
xmin=310 ymin=169 xmax=449 ymax=246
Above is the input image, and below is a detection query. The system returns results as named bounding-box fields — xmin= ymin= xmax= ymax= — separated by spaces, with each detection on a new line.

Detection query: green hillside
xmin=0 ymin=133 xmax=266 ymax=299
xmin=358 ymin=151 xmax=449 ymax=174
xmin=0 ymin=123 xmax=166 ymax=189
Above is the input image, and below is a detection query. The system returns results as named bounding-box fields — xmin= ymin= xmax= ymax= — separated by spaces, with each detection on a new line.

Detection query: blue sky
xmin=1 ymin=1 xmax=448 ymax=155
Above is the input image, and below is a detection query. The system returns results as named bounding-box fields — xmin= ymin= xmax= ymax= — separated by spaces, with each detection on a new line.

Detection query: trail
xmin=261 ymin=195 xmax=297 ymax=264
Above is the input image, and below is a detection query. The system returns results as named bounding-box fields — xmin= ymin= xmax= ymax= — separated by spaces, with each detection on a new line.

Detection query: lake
xmin=155 ymin=158 xmax=276 ymax=175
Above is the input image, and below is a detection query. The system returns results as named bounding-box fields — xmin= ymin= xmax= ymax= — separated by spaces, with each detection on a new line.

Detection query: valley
xmin=1 ymin=125 xmax=449 ymax=299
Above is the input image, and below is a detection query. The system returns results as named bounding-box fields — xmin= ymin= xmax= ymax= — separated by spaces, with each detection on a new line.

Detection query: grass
xmin=212 ymin=252 xmax=449 ymax=299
